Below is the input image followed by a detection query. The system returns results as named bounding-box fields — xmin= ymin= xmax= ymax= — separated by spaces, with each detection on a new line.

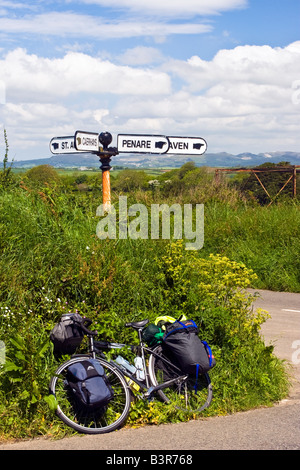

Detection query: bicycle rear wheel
xmin=148 ymin=345 xmax=213 ymax=413
xmin=49 ymin=356 xmax=131 ymax=434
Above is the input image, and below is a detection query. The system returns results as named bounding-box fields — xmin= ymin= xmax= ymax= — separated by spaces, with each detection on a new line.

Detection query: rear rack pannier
xmin=162 ymin=319 xmax=216 ymax=376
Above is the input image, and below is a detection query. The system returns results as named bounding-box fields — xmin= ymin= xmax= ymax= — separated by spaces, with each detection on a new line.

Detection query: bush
xmin=113 ymin=169 xmax=150 ymax=192
xmin=24 ymin=165 xmax=60 ymax=189
xmin=0 ymin=236 xmax=289 ymax=438
xmin=0 ymin=172 xmax=290 ymax=439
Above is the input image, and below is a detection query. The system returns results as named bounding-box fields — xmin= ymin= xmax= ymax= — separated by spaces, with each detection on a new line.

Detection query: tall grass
xmin=0 ymin=171 xmax=294 ymax=439
xmin=1 ymin=181 xmax=299 ymax=314
xmin=134 ymin=176 xmax=300 ymax=292
xmin=203 ymin=201 xmax=300 ymax=292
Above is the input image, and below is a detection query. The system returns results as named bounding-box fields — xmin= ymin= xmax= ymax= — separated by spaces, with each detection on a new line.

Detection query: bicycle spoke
xmin=148 ymin=345 xmax=212 ymax=413
xmin=50 ymin=356 xmax=131 ymax=434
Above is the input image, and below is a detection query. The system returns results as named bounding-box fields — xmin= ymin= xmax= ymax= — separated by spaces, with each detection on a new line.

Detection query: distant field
xmin=11 ymin=167 xmax=171 ymax=177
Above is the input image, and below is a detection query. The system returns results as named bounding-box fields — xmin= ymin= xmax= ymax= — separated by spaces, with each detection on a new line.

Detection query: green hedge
xmin=0 ymin=180 xmax=290 ymax=439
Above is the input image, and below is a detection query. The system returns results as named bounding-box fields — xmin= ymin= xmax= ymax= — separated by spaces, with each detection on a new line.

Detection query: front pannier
xmin=66 ymin=359 xmax=114 ymax=410
xmin=50 ymin=313 xmax=84 ymax=356
xmin=162 ymin=320 xmax=216 ymax=376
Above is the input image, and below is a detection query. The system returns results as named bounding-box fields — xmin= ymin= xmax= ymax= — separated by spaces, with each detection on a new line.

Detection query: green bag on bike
xmin=142 ymin=324 xmax=164 ymax=347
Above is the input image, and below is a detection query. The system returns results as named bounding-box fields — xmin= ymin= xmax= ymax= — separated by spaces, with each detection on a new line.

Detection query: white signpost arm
xmin=49 ymin=130 xmax=207 ymax=214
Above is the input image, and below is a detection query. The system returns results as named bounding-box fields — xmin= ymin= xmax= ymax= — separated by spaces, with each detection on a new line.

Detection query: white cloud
xmin=115 ymin=42 xmax=300 ymax=117
xmin=78 ymin=0 xmax=248 ymax=17
xmin=1 ymin=41 xmax=300 ymax=157
xmin=110 ymin=41 xmax=300 ymax=151
xmin=0 ymin=11 xmax=212 ymax=39
xmin=0 ymin=1 xmax=31 ymax=11
xmin=0 ymin=48 xmax=171 ymax=102
xmin=2 ymin=102 xmax=112 ymax=150
xmin=165 ymin=42 xmax=300 ymax=92
xmin=117 ymin=46 xmax=164 ymax=65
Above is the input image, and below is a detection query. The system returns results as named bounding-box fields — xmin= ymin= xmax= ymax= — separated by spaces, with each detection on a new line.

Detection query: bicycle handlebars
xmin=79 ymin=317 xmax=98 ymax=336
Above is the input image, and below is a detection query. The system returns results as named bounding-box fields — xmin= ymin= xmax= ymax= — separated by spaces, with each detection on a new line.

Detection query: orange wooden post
xmin=98 ymin=132 xmax=118 ymax=212
xmin=100 ymin=156 xmax=112 ymax=212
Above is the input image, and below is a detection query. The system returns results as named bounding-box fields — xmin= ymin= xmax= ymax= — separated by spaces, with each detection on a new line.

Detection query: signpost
xmin=75 ymin=131 xmax=100 ymax=153
xmin=167 ymin=136 xmax=207 ymax=155
xmin=49 ymin=136 xmax=77 ymax=154
xmin=49 ymin=130 xmax=207 ymax=212
xmin=117 ymin=134 xmax=170 ymax=154
xmin=98 ymin=132 xmax=117 ymax=212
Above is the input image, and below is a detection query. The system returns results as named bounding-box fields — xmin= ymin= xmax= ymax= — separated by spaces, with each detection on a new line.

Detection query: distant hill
xmin=5 ymin=150 xmax=300 ymax=169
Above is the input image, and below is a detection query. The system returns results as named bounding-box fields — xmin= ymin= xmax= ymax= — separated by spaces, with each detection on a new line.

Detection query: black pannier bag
xmin=66 ymin=359 xmax=114 ymax=410
xmin=50 ymin=313 xmax=84 ymax=356
xmin=162 ymin=319 xmax=216 ymax=376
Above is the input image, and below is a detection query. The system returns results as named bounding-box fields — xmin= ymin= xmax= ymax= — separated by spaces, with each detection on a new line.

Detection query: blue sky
xmin=0 ymin=0 xmax=299 ymax=160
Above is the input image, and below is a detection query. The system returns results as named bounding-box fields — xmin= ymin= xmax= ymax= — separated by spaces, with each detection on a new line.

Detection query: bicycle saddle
xmin=125 ymin=319 xmax=149 ymax=330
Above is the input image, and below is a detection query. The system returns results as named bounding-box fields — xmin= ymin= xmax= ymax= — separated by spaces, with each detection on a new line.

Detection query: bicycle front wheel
xmin=49 ymin=356 xmax=131 ymax=434
xmin=148 ymin=345 xmax=213 ymax=414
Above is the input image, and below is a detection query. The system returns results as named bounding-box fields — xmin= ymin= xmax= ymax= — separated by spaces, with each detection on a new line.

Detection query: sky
xmin=0 ymin=0 xmax=299 ymax=161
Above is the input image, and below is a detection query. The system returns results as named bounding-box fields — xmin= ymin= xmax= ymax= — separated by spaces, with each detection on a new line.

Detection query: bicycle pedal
xmin=144 ymin=386 xmax=154 ymax=399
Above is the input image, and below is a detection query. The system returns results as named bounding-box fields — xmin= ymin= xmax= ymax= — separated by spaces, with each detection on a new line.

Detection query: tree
xmin=177 ymin=161 xmax=196 ymax=179
xmin=25 ymin=165 xmax=59 ymax=188
xmin=113 ymin=169 xmax=149 ymax=192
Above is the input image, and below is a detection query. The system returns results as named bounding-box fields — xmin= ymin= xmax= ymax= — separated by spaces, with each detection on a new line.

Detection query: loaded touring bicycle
xmin=49 ymin=313 xmax=214 ymax=434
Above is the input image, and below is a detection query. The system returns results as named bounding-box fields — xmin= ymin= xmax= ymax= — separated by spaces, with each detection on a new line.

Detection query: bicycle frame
xmin=85 ymin=333 xmax=188 ymax=400
xmin=50 ymin=318 xmax=213 ymax=435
